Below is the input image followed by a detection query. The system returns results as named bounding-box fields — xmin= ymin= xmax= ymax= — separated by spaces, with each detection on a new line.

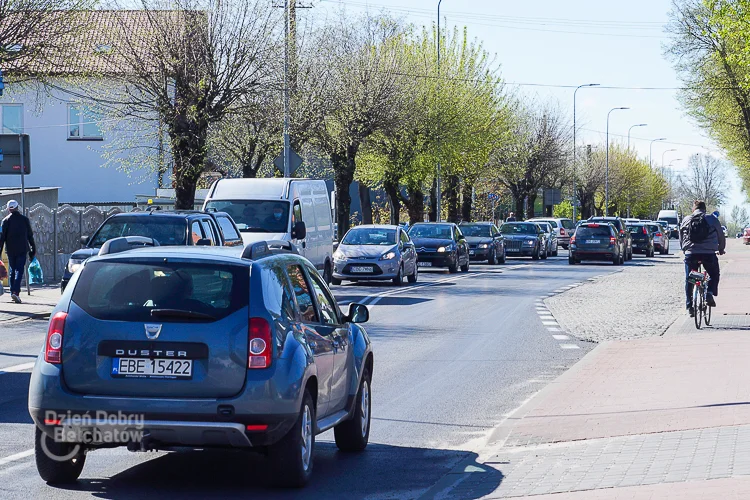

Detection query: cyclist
xmin=680 ymin=200 xmax=726 ymax=316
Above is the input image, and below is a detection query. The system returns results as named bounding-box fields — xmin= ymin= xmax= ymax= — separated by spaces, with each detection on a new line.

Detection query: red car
xmin=744 ymin=227 xmax=750 ymax=245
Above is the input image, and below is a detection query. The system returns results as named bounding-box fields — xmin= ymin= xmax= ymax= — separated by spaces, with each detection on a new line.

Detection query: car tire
xmin=569 ymin=255 xmax=576 ymax=265
xmin=532 ymin=247 xmax=540 ymax=260
xmin=392 ymin=266 xmax=403 ymax=286
xmin=448 ymin=253 xmax=459 ymax=273
xmin=323 ymin=261 xmax=333 ymax=284
xmin=407 ymin=264 xmax=418 ymax=283
xmin=461 ymin=258 xmax=470 ymax=272
xmin=499 ymin=248 xmax=506 ymax=264
xmin=627 ymin=247 xmax=633 ymax=261
xmin=35 ymin=427 xmax=86 ymax=484
xmin=331 ymin=277 xmax=342 ymax=286
xmin=553 ymin=248 xmax=559 ymax=257
xmin=488 ymin=248 xmax=497 ymax=265
xmin=270 ymin=390 xmax=315 ymax=488
xmin=541 ymin=247 xmax=548 ymax=260
xmin=334 ymin=368 xmax=372 ymax=452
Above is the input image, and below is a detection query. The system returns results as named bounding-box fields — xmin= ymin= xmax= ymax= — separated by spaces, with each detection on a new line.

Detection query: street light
xmin=668 ymin=158 xmax=682 ymax=167
xmin=436 ymin=0 xmax=443 ymax=221
xmin=627 ymin=123 xmax=647 ymax=150
xmin=661 ymin=148 xmax=677 ymax=168
xmin=649 ymin=137 xmax=667 ymax=168
xmin=606 ymin=106 xmax=629 ymax=216
xmin=572 ymin=83 xmax=599 ymax=222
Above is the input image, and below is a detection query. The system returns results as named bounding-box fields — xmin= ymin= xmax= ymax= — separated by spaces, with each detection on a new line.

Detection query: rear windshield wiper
xmin=150 ymin=309 xmax=216 ymax=321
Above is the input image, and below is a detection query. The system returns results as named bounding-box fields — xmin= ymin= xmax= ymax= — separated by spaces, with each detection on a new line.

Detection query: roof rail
xmin=99 ymin=236 xmax=160 ymax=256
xmin=241 ymin=240 xmax=298 ymax=260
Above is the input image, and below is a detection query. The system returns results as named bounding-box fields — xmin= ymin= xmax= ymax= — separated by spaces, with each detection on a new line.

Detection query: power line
xmin=580 ymin=127 xmax=723 ymax=150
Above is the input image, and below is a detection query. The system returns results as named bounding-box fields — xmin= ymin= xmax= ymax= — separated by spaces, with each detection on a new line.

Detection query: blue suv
xmin=29 ymin=238 xmax=373 ymax=488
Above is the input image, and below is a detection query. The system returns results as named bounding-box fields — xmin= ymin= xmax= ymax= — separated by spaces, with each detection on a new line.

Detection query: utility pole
xmin=605 ymin=106 xmax=629 ymax=216
xmin=436 ymin=0 xmax=443 ymax=222
xmin=627 ymin=123 xmax=647 ymax=150
xmin=572 ymin=83 xmax=599 ymax=222
xmin=649 ymin=137 xmax=666 ymax=169
xmin=283 ymin=0 xmax=291 ymax=178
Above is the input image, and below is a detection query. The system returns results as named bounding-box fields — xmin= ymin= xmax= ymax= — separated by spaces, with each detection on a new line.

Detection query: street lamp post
xmin=668 ymin=158 xmax=682 ymax=167
xmin=627 ymin=123 xmax=647 ymax=150
xmin=649 ymin=137 xmax=667 ymax=168
xmin=606 ymin=106 xmax=629 ymax=216
xmin=572 ymin=83 xmax=599 ymax=222
xmin=661 ymin=148 xmax=677 ymax=168
xmin=436 ymin=0 xmax=443 ymax=222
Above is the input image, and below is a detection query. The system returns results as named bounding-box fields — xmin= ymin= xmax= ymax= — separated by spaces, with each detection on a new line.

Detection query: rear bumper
xmin=571 ymin=250 xmax=616 ymax=261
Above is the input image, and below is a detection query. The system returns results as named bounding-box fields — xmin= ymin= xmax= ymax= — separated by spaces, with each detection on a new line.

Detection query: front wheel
xmin=392 ymin=266 xmax=403 ymax=286
xmin=334 ymin=369 xmax=371 ymax=452
xmin=532 ymin=247 xmax=540 ymax=260
xmin=488 ymin=248 xmax=497 ymax=265
xmin=460 ymin=256 xmax=470 ymax=272
xmin=35 ymin=427 xmax=86 ymax=484
xmin=331 ymin=277 xmax=342 ymax=286
xmin=448 ymin=253 xmax=459 ymax=273
xmin=322 ymin=262 xmax=333 ymax=284
xmin=270 ymin=391 xmax=316 ymax=488
xmin=407 ymin=264 xmax=418 ymax=283
xmin=499 ymin=247 xmax=506 ymax=264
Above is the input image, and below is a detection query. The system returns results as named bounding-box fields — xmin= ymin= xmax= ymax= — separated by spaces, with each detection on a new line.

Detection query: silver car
xmin=332 ymin=224 xmax=418 ymax=285
xmin=528 ymin=217 xmax=574 ymax=248
xmin=645 ymin=222 xmax=670 ymax=255
xmin=535 ymin=222 xmax=559 ymax=257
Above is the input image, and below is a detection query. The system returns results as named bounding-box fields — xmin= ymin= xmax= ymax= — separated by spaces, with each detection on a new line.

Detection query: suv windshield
xmin=576 ymin=226 xmax=612 ymax=238
xmin=408 ymin=224 xmax=452 ymax=239
xmin=460 ymin=224 xmax=492 ymax=237
xmin=500 ymin=223 xmax=537 ymax=235
xmin=204 ymin=200 xmax=290 ymax=233
xmin=90 ymin=217 xmax=187 ymax=247
xmin=342 ymin=228 xmax=396 ymax=245
xmin=72 ymin=260 xmax=249 ymax=322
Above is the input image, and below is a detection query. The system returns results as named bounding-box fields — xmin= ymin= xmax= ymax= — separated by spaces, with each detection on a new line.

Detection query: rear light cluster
xmin=642 ymin=227 xmax=648 ymax=235
xmin=45 ymin=312 xmax=67 ymax=364
xmin=655 ymin=232 xmax=662 ymax=237
xmin=560 ymin=228 xmax=566 ymax=236
xmin=570 ymin=235 xmax=576 ymax=244
xmin=610 ymin=237 xmax=617 ymax=245
xmin=248 ymin=317 xmax=272 ymax=369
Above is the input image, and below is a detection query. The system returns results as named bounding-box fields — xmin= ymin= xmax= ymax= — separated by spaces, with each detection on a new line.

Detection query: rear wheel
xmin=706 ymin=302 xmax=712 ymax=326
xmin=569 ymin=255 xmax=576 ymax=265
xmin=612 ymin=252 xmax=619 ymax=265
xmin=334 ymin=369 xmax=371 ymax=452
xmin=35 ymin=427 xmax=86 ymax=484
xmin=331 ymin=277 xmax=342 ymax=286
xmin=693 ymin=286 xmax=703 ymax=329
xmin=270 ymin=391 xmax=315 ymax=488
xmin=553 ymin=247 xmax=559 ymax=257
xmin=460 ymin=256 xmax=470 ymax=272
xmin=323 ymin=262 xmax=333 ymax=284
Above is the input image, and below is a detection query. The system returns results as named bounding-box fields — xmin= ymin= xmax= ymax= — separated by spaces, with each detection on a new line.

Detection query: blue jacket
xmin=679 ymin=210 xmax=726 ymax=255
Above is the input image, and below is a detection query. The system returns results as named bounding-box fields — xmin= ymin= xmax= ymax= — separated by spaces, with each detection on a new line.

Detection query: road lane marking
xmin=547 ymin=327 xmax=562 ymax=332
xmin=0 ymin=361 xmax=35 ymax=375
xmin=363 ymin=271 xmax=492 ymax=307
xmin=552 ymin=335 xmax=570 ymax=340
xmin=542 ymin=321 xmax=558 ymax=326
xmin=0 ymin=449 xmax=33 ymax=467
xmin=560 ymin=344 xmax=580 ymax=349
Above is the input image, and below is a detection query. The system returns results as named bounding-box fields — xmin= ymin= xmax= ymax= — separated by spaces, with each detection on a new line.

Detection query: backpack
xmin=682 ymin=212 xmax=710 ymax=243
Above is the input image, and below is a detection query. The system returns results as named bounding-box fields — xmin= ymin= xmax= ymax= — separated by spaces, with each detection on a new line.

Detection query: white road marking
xmin=538 ymin=316 xmax=555 ymax=321
xmin=552 ymin=335 xmax=570 ymax=340
xmin=363 ymin=271 xmax=491 ymax=307
xmin=547 ymin=327 xmax=562 ymax=332
xmin=0 ymin=361 xmax=35 ymax=375
xmin=0 ymin=449 xmax=33 ymax=467
xmin=542 ymin=321 xmax=558 ymax=326
xmin=560 ymin=344 xmax=580 ymax=350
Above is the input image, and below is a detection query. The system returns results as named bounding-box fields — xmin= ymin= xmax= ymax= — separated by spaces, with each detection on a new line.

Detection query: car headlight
xmin=523 ymin=240 xmax=536 ymax=246
xmin=478 ymin=243 xmax=489 ymax=249
xmin=67 ymin=258 xmax=84 ymax=274
xmin=437 ymin=245 xmax=452 ymax=253
xmin=380 ymin=251 xmax=397 ymax=261
xmin=333 ymin=250 xmax=346 ymax=262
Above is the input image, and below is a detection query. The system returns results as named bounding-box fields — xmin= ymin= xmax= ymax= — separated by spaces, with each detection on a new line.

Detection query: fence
xmin=26 ymin=203 xmax=140 ymax=283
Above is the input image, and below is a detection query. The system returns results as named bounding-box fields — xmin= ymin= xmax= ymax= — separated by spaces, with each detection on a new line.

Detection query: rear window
xmin=91 ymin=217 xmax=187 ymax=247
xmin=535 ymin=220 xmax=558 ymax=228
xmin=561 ymin=219 xmax=575 ymax=230
xmin=72 ymin=260 xmax=249 ymax=322
xmin=627 ymin=225 xmax=646 ymax=234
xmin=216 ymin=216 xmax=241 ymax=242
xmin=576 ymin=226 xmax=612 ymax=238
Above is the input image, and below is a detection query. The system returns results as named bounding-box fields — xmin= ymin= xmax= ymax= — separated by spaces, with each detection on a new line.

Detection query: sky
xmin=315 ymin=0 xmax=750 ymax=215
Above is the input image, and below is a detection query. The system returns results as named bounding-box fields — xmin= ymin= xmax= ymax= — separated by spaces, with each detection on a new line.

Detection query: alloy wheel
xmin=360 ymin=380 xmax=370 ymax=437
xmin=301 ymin=405 xmax=313 ymax=471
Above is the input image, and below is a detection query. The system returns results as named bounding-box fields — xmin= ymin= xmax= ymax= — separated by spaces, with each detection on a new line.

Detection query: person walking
xmin=680 ymin=200 xmax=725 ymax=316
xmin=0 ymin=200 xmax=36 ymax=303
xmin=506 ymin=212 xmax=516 ymax=222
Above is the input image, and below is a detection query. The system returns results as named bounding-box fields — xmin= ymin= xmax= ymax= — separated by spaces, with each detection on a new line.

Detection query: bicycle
xmin=687 ymin=261 xmax=712 ymax=329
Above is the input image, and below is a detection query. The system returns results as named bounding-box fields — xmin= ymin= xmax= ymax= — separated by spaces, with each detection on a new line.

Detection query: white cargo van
xmin=657 ymin=209 xmax=680 ymax=239
xmin=203 ymin=178 xmax=334 ymax=281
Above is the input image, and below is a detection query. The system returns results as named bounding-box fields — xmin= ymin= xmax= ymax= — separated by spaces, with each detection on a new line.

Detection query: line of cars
xmin=569 ymin=216 xmax=671 ymax=265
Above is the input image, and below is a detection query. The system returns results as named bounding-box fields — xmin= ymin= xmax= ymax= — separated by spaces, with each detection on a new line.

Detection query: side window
xmin=400 ymin=231 xmax=410 ymax=244
xmin=216 ymin=216 xmax=241 ymax=243
xmin=190 ymin=221 xmax=203 ymax=245
xmin=455 ymin=227 xmax=463 ymax=241
xmin=261 ymin=264 xmax=296 ymax=322
xmin=287 ymin=265 xmax=317 ymax=323
xmin=200 ymin=220 xmax=216 ymax=245
xmin=308 ymin=271 xmax=339 ymax=326
xmin=292 ymin=201 xmax=303 ymax=226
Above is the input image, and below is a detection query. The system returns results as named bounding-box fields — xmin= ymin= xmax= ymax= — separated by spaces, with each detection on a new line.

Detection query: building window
xmin=68 ymin=105 xmax=102 ymax=140
xmin=0 ymin=104 xmax=23 ymax=134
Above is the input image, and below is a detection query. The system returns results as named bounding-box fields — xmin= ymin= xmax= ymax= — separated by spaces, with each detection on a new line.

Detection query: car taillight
xmin=610 ymin=237 xmax=616 ymax=245
xmin=642 ymin=227 xmax=648 ymax=235
xmin=45 ymin=312 xmax=67 ymax=364
xmin=570 ymin=235 xmax=576 ymax=244
xmin=655 ymin=232 xmax=662 ymax=237
xmin=560 ymin=228 xmax=566 ymax=236
xmin=248 ymin=317 xmax=272 ymax=369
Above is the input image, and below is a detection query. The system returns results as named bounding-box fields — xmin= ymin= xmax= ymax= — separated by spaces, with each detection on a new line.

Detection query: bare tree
xmin=679 ymin=153 xmax=729 ymax=209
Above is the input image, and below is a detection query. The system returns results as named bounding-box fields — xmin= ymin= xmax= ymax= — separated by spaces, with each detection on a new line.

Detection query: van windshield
xmin=661 ymin=217 xmax=679 ymax=225
xmin=205 ymin=200 xmax=290 ymax=233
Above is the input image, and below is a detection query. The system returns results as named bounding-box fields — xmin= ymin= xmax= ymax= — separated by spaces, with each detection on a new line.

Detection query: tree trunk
xmin=429 ymin=179 xmax=437 ymax=222
xmin=384 ymin=179 xmax=400 ymax=225
xmin=404 ymin=186 xmax=424 ymax=225
xmin=461 ymin=181 xmax=473 ymax=222
xmin=526 ymin=193 xmax=537 ymax=220
xmin=514 ymin=196 xmax=524 ymax=221
xmin=332 ymin=143 xmax=359 ymax=241
xmin=174 ymin=172 xmax=198 ymax=210
xmin=359 ymin=183 xmax=373 ymax=225
xmin=445 ymin=175 xmax=460 ymax=223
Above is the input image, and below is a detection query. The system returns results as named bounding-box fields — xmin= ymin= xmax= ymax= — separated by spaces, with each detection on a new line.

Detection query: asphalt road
xmin=0 ymin=250 xmax=628 ymax=499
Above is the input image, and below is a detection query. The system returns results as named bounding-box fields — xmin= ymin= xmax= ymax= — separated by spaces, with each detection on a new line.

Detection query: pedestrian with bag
xmin=0 ymin=200 xmax=36 ymax=303
xmin=679 ymin=200 xmax=725 ymax=316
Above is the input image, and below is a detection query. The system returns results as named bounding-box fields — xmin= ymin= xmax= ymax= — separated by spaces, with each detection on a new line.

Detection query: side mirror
xmin=196 ymin=238 xmax=212 ymax=246
xmin=345 ymin=302 xmax=369 ymax=324
xmin=80 ymin=235 xmax=89 ymax=247
xmin=292 ymin=221 xmax=307 ymax=240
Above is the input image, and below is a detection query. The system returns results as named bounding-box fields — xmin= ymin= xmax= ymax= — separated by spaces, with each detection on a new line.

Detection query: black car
xmin=627 ymin=223 xmax=655 ymax=257
xmin=587 ymin=217 xmax=632 ymax=260
xmin=407 ymin=222 xmax=470 ymax=273
xmin=499 ymin=222 xmax=547 ymax=260
xmin=61 ymin=210 xmax=243 ymax=291
xmin=569 ymin=222 xmax=624 ymax=265
xmin=459 ymin=222 xmax=506 ymax=264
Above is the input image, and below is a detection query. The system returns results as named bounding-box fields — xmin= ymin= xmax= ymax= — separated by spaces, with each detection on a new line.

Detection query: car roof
xmin=90 ymin=245 xmax=250 ymax=265
xmin=349 ymin=224 xmax=400 ymax=230
xmin=109 ymin=211 xmax=208 ymax=219
xmin=459 ymin=221 xmax=493 ymax=225
xmin=411 ymin=222 xmax=454 ymax=226
xmin=502 ymin=221 xmax=535 ymax=225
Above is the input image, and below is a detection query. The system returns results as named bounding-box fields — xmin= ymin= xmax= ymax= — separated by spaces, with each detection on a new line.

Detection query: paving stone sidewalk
xmin=0 ymin=285 xmax=59 ymax=323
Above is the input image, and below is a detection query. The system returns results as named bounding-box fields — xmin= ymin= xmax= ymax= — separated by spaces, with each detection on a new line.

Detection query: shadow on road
xmin=57 ymin=443 xmax=502 ymax=499
xmin=0 ymin=372 xmax=33 ymax=424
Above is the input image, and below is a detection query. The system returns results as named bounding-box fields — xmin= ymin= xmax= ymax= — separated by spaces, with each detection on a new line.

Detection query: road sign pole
xmin=19 ymin=134 xmax=29 ymax=295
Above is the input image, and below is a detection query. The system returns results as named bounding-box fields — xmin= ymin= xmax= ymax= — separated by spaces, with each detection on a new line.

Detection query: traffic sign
xmin=0 ymin=134 xmax=30 ymax=175
xmin=273 ymin=148 xmax=303 ymax=176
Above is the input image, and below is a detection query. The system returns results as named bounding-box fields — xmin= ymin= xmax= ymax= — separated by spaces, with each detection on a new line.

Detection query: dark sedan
xmin=499 ymin=222 xmax=547 ymax=260
xmin=627 ymin=223 xmax=655 ymax=257
xmin=407 ymin=222 xmax=470 ymax=273
xmin=459 ymin=222 xmax=506 ymax=264
xmin=569 ymin=222 xmax=624 ymax=265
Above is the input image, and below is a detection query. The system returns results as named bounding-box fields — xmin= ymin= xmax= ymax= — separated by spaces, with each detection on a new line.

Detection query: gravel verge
xmin=545 ymin=252 xmax=684 ymax=342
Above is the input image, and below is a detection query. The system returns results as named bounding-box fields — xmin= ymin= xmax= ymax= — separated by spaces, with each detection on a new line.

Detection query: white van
xmin=657 ymin=209 xmax=680 ymax=239
xmin=203 ymin=178 xmax=334 ymax=281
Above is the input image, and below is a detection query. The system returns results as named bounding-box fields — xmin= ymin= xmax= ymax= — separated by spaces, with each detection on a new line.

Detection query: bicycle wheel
xmin=693 ymin=285 xmax=702 ymax=329
xmin=705 ymin=302 xmax=712 ymax=326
